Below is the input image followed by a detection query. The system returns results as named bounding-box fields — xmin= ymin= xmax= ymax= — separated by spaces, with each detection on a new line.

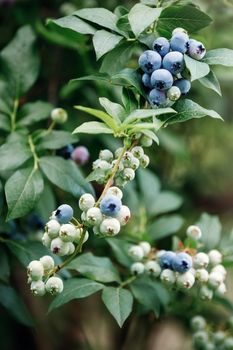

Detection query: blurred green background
xmin=1 ymin=0 xmax=233 ymax=349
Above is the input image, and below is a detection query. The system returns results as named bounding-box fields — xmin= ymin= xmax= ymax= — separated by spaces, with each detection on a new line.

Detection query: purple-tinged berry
xmin=100 ymin=195 xmax=122 ymax=217
xmin=170 ymin=32 xmax=189 ymax=54
xmin=151 ymin=69 xmax=173 ymax=91
xmin=152 ymin=37 xmax=170 ymax=57
xmin=173 ymin=78 xmax=191 ymax=95
xmin=172 ymin=252 xmax=193 ymax=273
xmin=188 ymin=39 xmax=206 ymax=60
xmin=55 ymin=204 xmax=73 ymax=224
xmin=71 ymin=146 xmax=90 ymax=165
xmin=163 ymin=51 xmax=184 ymax=75
xmin=138 ymin=50 xmax=162 ymax=74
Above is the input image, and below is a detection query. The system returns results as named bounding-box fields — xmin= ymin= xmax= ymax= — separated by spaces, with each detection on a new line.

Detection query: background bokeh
xmin=0 ymin=0 xmax=233 ymax=349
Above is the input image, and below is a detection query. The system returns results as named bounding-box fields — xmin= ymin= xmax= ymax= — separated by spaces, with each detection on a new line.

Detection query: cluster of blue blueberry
xmin=79 ymin=188 xmax=131 ymax=236
xmin=138 ymin=27 xmax=206 ymax=108
xmin=191 ymin=315 xmax=233 ymax=350
xmin=93 ymin=146 xmax=149 ymax=187
xmin=128 ymin=225 xmax=227 ymax=296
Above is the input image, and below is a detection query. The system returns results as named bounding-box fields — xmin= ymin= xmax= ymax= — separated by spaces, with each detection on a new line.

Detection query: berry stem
xmin=120 ymin=275 xmax=137 ymax=288
xmin=28 ymin=135 xmax=40 ymax=170
xmin=10 ymin=98 xmax=19 ymax=132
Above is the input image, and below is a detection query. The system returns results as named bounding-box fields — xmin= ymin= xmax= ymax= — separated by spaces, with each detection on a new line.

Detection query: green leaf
xmin=122 ymin=88 xmax=138 ymax=112
xmin=148 ymin=215 xmax=184 ymax=240
xmin=75 ymin=8 xmax=123 ymax=35
xmin=36 ymin=130 xmax=78 ymax=150
xmin=74 ymin=105 xmax=118 ymax=131
xmin=49 ymin=278 xmax=103 ymax=312
xmin=49 ymin=15 xmax=96 ymax=35
xmin=123 ymin=107 xmax=175 ymax=124
xmin=166 ymin=99 xmax=223 ymax=124
xmin=157 ymin=5 xmax=212 ymax=37
xmin=0 ymin=246 xmax=10 ymax=283
xmin=93 ymin=30 xmax=123 ymax=60
xmin=0 ymin=113 xmax=10 ymax=131
xmin=149 ymin=191 xmax=183 ymax=216
xmin=0 ymin=26 xmax=39 ymax=96
xmin=0 ymin=141 xmax=32 ymax=173
xmin=36 ymin=182 xmax=56 ymax=222
xmin=102 ymin=287 xmax=133 ymax=327
xmin=73 ymin=121 xmax=114 ymax=135
xmin=137 ymin=169 xmax=161 ymax=208
xmin=71 ymin=72 xmax=110 ymax=84
xmin=140 ymin=129 xmax=159 ymax=145
xmin=5 ymin=167 xmax=44 ymax=220
xmin=196 ymin=213 xmax=222 ymax=250
xmin=199 ymin=70 xmax=222 ymax=96
xmin=99 ymin=97 xmax=126 ymax=123
xmin=184 ymin=54 xmax=210 ymax=81
xmin=202 ymin=48 xmax=233 ymax=66
xmin=112 ymin=68 xmax=146 ymax=97
xmin=128 ymin=4 xmax=162 ymax=37
xmin=116 ymin=15 xmax=132 ymax=33
xmin=86 ymin=168 xmax=107 ymax=183
xmin=18 ymin=101 xmax=53 ymax=127
xmin=67 ymin=252 xmax=121 ymax=283
xmin=106 ymin=238 xmax=132 ymax=267
xmin=40 ymin=156 xmax=93 ymax=196
xmin=0 ymin=284 xmax=33 ymax=327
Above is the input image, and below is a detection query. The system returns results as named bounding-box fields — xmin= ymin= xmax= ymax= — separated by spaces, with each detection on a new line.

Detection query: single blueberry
xmin=138 ymin=50 xmax=162 ymax=74
xmin=151 ymin=69 xmax=173 ymax=91
xmin=163 ymin=51 xmax=184 ymax=75
xmin=187 ymin=39 xmax=206 ymax=60
xmin=142 ymin=73 xmax=152 ymax=89
xmin=71 ymin=146 xmax=90 ymax=165
xmin=170 ymin=32 xmax=189 ymax=54
xmin=100 ymin=195 xmax=122 ymax=217
xmin=159 ymin=251 xmax=176 ymax=270
xmin=173 ymin=78 xmax=191 ymax=95
xmin=172 ymin=252 xmax=193 ymax=273
xmin=148 ymin=89 xmax=167 ymax=108
xmin=57 ymin=144 xmax=75 ymax=159
xmin=152 ymin=37 xmax=170 ymax=57
xmin=55 ymin=204 xmax=74 ymax=224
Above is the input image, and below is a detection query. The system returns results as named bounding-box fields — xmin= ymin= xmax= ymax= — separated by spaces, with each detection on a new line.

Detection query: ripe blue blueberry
xmin=100 ymin=195 xmax=122 ymax=217
xmin=173 ymin=78 xmax=191 ymax=95
xmin=151 ymin=69 xmax=173 ymax=91
xmin=149 ymin=89 xmax=166 ymax=107
xmin=163 ymin=51 xmax=184 ymax=75
xmin=57 ymin=144 xmax=74 ymax=159
xmin=142 ymin=73 xmax=152 ymax=89
xmin=138 ymin=50 xmax=162 ymax=74
xmin=188 ymin=39 xmax=206 ymax=60
xmin=159 ymin=251 xmax=176 ymax=270
xmin=55 ymin=204 xmax=74 ymax=224
xmin=170 ymin=32 xmax=189 ymax=53
xmin=152 ymin=37 xmax=170 ymax=57
xmin=172 ymin=252 xmax=193 ymax=273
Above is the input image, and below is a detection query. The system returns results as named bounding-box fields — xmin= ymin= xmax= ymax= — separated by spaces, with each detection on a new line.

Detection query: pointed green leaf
xmin=202 ymin=48 xmax=233 ymax=66
xmin=36 ymin=130 xmax=78 ymax=150
xmin=49 ymin=15 xmax=96 ymax=35
xmin=148 ymin=215 xmax=184 ymax=240
xmin=5 ymin=167 xmax=44 ymax=220
xmin=49 ymin=278 xmax=104 ymax=312
xmin=18 ymin=101 xmax=53 ymax=126
xmin=99 ymin=97 xmax=125 ymax=123
xmin=112 ymin=68 xmax=146 ymax=97
xmin=0 ymin=141 xmax=32 ymax=173
xmin=106 ymin=238 xmax=132 ymax=267
xmin=122 ymin=88 xmax=138 ymax=112
xmin=93 ymin=30 xmax=123 ymax=60
xmin=199 ymin=70 xmax=222 ymax=96
xmin=184 ymin=54 xmax=210 ymax=81
xmin=149 ymin=191 xmax=183 ymax=216
xmin=102 ymin=287 xmax=133 ymax=327
xmin=70 ymin=72 xmax=110 ymax=84
xmin=128 ymin=4 xmax=162 ymax=37
xmin=123 ymin=108 xmax=175 ymax=124
xmin=73 ymin=121 xmax=114 ymax=135
xmin=196 ymin=213 xmax=221 ymax=250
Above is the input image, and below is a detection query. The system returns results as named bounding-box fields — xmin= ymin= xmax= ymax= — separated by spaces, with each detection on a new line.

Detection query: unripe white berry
xmin=40 ymin=255 xmax=55 ymax=272
xmin=160 ymin=269 xmax=176 ymax=285
xmin=74 ymin=228 xmax=89 ymax=243
xmin=140 ymin=135 xmax=153 ymax=147
xmin=216 ymin=283 xmax=227 ymax=296
xmin=130 ymin=262 xmax=145 ymax=275
xmin=195 ymin=269 xmax=209 ymax=283
xmin=42 ymin=232 xmax=52 ymax=248
xmin=45 ymin=219 xmax=61 ymax=239
xmin=86 ymin=207 xmax=103 ymax=226
xmin=122 ymin=151 xmax=135 ymax=167
xmin=200 ymin=285 xmax=213 ymax=300
xmin=79 ymin=193 xmax=95 ymax=211
xmin=208 ymin=250 xmax=222 ymax=266
xmin=51 ymin=108 xmax=68 ymax=124
xmin=81 ymin=212 xmax=87 ymax=222
xmin=186 ymin=225 xmax=202 ymax=240
xmin=30 ymin=280 xmax=46 ymax=296
xmin=128 ymin=245 xmax=144 ymax=261
xmin=131 ymin=146 xmax=144 ymax=159
xmin=167 ymin=86 xmax=181 ymax=101
xmin=193 ymin=252 xmax=209 ymax=269
xmin=144 ymin=260 xmax=161 ymax=277
xmin=45 ymin=276 xmax=64 ymax=295
xmin=100 ymin=218 xmax=121 ymax=236
xmin=115 ymin=147 xmax=123 ymax=158
xmin=139 ymin=242 xmax=151 ymax=256
xmin=106 ymin=186 xmax=123 ymax=199
xmin=130 ymin=156 xmax=140 ymax=170
xmin=59 ymin=224 xmax=77 ymax=242
xmin=116 ymin=205 xmax=131 ymax=226
xmin=208 ymin=271 xmax=224 ymax=289
xmin=93 ymin=159 xmax=111 ymax=171
xmin=50 ymin=237 xmax=70 ymax=256
xmin=67 ymin=242 xmax=75 ymax=255
xmin=140 ymin=154 xmax=150 ymax=168
xmin=99 ymin=149 xmax=113 ymax=162
xmin=27 ymin=260 xmax=44 ymax=281
xmin=123 ymin=168 xmax=135 ymax=181
xmin=176 ymin=271 xmax=195 ymax=289
xmin=113 ymin=160 xmax=124 ymax=172
xmin=172 ymin=27 xmax=188 ymax=35
xmin=211 ymin=264 xmax=227 ymax=279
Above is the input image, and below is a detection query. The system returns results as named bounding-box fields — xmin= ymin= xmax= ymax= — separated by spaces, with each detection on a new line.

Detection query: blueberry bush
xmin=1 ymin=0 xmax=233 ymax=349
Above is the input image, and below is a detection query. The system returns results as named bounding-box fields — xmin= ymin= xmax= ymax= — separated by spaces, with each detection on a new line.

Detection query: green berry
xmin=51 ymin=108 xmax=68 ymax=124
xmin=45 ymin=276 xmax=64 ymax=295
xmin=27 ymin=260 xmax=44 ymax=281
xmin=40 ymin=255 xmax=55 ymax=272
